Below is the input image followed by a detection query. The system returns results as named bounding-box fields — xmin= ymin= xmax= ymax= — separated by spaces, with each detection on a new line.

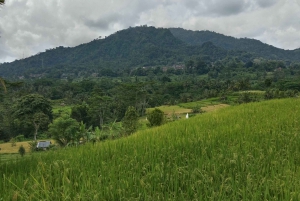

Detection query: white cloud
xmin=0 ymin=0 xmax=300 ymax=63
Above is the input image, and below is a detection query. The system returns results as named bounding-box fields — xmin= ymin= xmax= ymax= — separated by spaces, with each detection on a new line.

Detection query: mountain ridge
xmin=169 ymin=27 xmax=299 ymax=61
xmin=0 ymin=26 xmax=299 ymax=79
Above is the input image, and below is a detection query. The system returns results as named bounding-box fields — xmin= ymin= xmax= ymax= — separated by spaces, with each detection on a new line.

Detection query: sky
xmin=1 ymin=0 xmax=300 ymax=63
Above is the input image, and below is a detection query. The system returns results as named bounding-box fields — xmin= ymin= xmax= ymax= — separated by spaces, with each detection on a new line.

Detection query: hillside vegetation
xmin=170 ymin=28 xmax=300 ymax=61
xmin=1 ymin=98 xmax=300 ymax=200
xmin=2 ymin=26 xmax=300 ymax=78
xmin=0 ymin=26 xmax=204 ymax=78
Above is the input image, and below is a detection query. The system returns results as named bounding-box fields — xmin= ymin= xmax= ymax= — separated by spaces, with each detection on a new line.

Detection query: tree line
xmin=1 ymin=58 xmax=300 ymax=143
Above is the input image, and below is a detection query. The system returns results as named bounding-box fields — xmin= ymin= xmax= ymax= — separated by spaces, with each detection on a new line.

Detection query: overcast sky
xmin=1 ymin=0 xmax=300 ymax=63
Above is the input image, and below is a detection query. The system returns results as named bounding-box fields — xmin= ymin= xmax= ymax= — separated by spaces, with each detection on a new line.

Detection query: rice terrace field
xmin=0 ymin=141 xmax=31 ymax=154
xmin=1 ymin=98 xmax=300 ymax=200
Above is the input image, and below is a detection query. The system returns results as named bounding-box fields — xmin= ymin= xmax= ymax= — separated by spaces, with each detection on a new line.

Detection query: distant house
xmin=36 ymin=141 xmax=51 ymax=150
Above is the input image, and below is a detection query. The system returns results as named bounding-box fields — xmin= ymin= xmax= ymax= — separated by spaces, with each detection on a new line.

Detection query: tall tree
xmin=48 ymin=114 xmax=80 ymax=147
xmin=71 ymin=103 xmax=89 ymax=124
xmin=88 ymin=95 xmax=112 ymax=128
xmin=13 ymin=94 xmax=53 ymax=140
xmin=32 ymin=112 xmax=50 ymax=141
xmin=147 ymin=108 xmax=164 ymax=127
xmin=122 ymin=106 xmax=139 ymax=135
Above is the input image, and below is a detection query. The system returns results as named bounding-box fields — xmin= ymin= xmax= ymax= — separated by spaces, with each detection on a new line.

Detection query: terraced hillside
xmin=1 ymin=98 xmax=300 ymax=200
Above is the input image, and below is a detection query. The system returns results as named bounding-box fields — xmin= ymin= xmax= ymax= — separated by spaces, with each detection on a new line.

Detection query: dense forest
xmin=3 ymin=0 xmax=300 ymax=197
xmin=1 ymin=26 xmax=300 ymax=79
xmin=170 ymin=28 xmax=300 ymax=61
xmin=1 ymin=26 xmax=300 ymax=142
xmin=0 ymin=26 xmax=188 ymax=78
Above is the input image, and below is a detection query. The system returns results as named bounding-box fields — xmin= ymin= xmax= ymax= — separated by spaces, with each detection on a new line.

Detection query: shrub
xmin=10 ymin=138 xmax=16 ymax=147
xmin=147 ymin=108 xmax=165 ymax=127
xmin=122 ymin=106 xmax=139 ymax=135
xmin=15 ymin=135 xmax=25 ymax=142
xmin=18 ymin=145 xmax=25 ymax=157
xmin=191 ymin=105 xmax=203 ymax=114
xmin=28 ymin=141 xmax=37 ymax=152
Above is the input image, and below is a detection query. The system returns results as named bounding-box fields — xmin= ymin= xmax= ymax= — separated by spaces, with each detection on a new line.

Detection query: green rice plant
xmin=1 ymin=98 xmax=300 ymax=200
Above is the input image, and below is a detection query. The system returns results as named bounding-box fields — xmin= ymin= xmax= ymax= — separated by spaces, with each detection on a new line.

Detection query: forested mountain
xmin=170 ymin=28 xmax=300 ymax=61
xmin=0 ymin=26 xmax=244 ymax=78
xmin=0 ymin=26 xmax=299 ymax=79
xmin=1 ymin=26 xmax=300 ymax=142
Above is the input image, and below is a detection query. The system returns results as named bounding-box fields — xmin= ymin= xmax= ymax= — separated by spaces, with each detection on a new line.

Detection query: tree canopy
xmin=2 ymin=26 xmax=300 ymax=79
xmin=48 ymin=114 xmax=80 ymax=147
xmin=122 ymin=106 xmax=139 ymax=135
xmin=12 ymin=94 xmax=53 ymax=140
xmin=147 ymin=108 xmax=165 ymax=127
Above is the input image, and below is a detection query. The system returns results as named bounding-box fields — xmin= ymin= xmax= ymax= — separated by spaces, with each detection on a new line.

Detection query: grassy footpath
xmin=1 ymin=98 xmax=300 ymax=200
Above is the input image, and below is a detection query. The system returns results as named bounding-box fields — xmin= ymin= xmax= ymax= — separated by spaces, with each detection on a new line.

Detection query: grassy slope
xmin=147 ymin=97 xmax=230 ymax=120
xmin=178 ymin=97 xmax=225 ymax=108
xmin=1 ymin=98 xmax=300 ymax=200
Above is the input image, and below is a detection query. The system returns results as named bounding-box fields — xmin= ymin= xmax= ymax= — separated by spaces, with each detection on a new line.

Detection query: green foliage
xmin=10 ymin=138 xmax=16 ymax=147
xmin=13 ymin=94 xmax=53 ymax=120
xmin=12 ymin=94 xmax=53 ymax=139
xmin=2 ymin=26 xmax=300 ymax=144
xmin=15 ymin=135 xmax=25 ymax=142
xmin=265 ymin=78 xmax=272 ymax=87
xmin=1 ymin=26 xmax=300 ymax=83
xmin=0 ymin=27 xmax=186 ymax=78
xmin=2 ymin=99 xmax=300 ymax=200
xmin=122 ymin=106 xmax=139 ymax=135
xmin=18 ymin=145 xmax=25 ymax=157
xmin=237 ymin=92 xmax=254 ymax=103
xmin=70 ymin=103 xmax=89 ymax=124
xmin=170 ymin=28 xmax=300 ymax=62
xmin=48 ymin=115 xmax=79 ymax=147
xmin=191 ymin=105 xmax=203 ymax=114
xmin=147 ymin=108 xmax=165 ymax=127
xmin=91 ymin=126 xmax=109 ymax=142
xmin=28 ymin=141 xmax=37 ymax=152
xmin=87 ymin=95 xmax=112 ymax=128
xmin=32 ymin=112 xmax=50 ymax=141
xmin=78 ymin=121 xmax=93 ymax=143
